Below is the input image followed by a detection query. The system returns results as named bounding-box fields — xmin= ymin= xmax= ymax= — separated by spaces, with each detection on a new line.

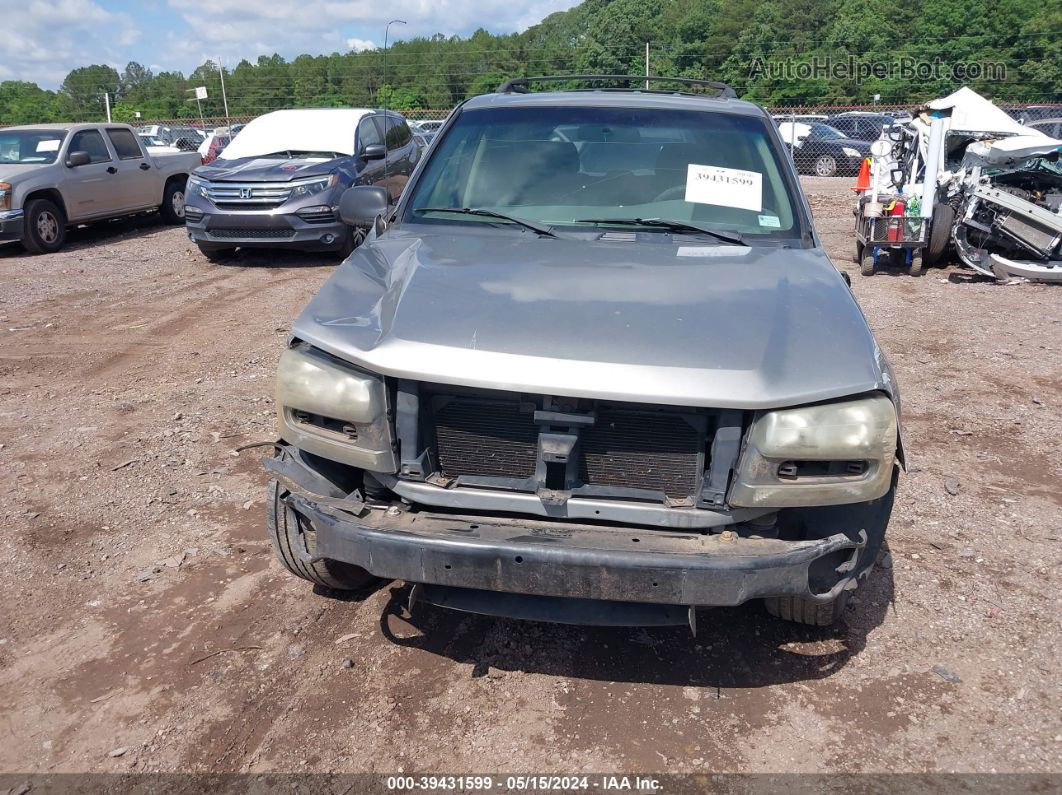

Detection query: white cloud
xmin=166 ymin=0 xmax=580 ymax=59
xmin=0 ymin=0 xmax=580 ymax=90
xmin=0 ymin=0 xmax=140 ymax=87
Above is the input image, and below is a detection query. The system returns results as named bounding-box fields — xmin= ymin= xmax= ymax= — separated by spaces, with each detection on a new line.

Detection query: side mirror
xmin=339 ymin=185 xmax=389 ymax=229
xmin=361 ymin=143 xmax=386 ymax=160
xmin=66 ymin=151 xmax=91 ymax=168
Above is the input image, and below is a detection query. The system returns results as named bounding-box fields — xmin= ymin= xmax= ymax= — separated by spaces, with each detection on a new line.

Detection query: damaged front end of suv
xmin=260 ymin=77 xmax=903 ymax=630
xmin=951 ymin=140 xmax=1062 ymax=281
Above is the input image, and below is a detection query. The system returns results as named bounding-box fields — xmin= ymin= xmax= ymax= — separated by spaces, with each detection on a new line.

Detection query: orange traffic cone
xmin=852 ymin=158 xmax=870 ymax=192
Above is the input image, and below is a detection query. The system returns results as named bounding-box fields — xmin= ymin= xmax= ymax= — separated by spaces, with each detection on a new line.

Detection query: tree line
xmin=2 ymin=0 xmax=1059 ymax=125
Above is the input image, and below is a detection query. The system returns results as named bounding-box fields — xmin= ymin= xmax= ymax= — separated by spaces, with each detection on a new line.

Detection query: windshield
xmin=405 ymin=106 xmax=800 ymax=238
xmin=0 ymin=130 xmax=67 ymax=164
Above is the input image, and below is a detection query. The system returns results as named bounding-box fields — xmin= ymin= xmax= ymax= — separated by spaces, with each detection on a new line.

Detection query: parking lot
xmin=0 ymin=176 xmax=1059 ymax=774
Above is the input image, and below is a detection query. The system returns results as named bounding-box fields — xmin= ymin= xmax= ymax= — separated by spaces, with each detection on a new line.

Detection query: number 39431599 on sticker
xmin=684 ymin=163 xmax=763 ymax=212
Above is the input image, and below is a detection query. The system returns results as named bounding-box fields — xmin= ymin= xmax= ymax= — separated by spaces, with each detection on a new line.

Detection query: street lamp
xmin=383 ymin=19 xmax=407 ymax=103
xmin=382 ymin=19 xmax=407 ymax=192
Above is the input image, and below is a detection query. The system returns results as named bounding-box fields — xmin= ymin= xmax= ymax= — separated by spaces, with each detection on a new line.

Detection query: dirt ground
xmin=0 ymin=177 xmax=1059 ymax=777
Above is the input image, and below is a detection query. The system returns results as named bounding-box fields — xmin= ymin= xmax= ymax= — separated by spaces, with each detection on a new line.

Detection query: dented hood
xmin=292 ymin=228 xmax=894 ymax=410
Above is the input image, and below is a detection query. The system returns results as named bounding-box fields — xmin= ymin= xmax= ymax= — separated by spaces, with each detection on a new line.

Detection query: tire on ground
xmin=267 ymin=479 xmax=374 ymax=590
xmin=923 ymin=202 xmax=955 ymax=266
xmin=22 ymin=197 xmax=67 ymax=255
xmin=160 ymin=178 xmax=186 ymax=224
xmin=764 ymin=592 xmax=849 ymax=626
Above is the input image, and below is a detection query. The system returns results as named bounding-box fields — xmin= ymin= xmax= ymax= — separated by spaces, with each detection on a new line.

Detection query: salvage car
xmin=879 ymin=88 xmax=1062 ymax=278
xmin=262 ymin=76 xmax=903 ymax=629
xmin=0 ymin=122 xmax=199 ymax=254
xmin=184 ymin=108 xmax=419 ymax=260
xmin=777 ymin=121 xmax=871 ymax=177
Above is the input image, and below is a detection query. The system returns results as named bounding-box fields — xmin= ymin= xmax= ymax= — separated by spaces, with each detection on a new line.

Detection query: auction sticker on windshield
xmin=685 ymin=164 xmax=762 ymax=212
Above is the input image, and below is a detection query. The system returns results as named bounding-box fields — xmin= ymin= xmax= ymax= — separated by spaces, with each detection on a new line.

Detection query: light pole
xmin=382 ymin=19 xmax=406 ymax=194
xmin=383 ymin=18 xmax=407 ymax=107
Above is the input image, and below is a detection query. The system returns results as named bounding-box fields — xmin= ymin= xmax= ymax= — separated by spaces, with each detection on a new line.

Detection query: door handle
xmin=106 ymin=166 xmax=117 ymax=174
xmin=139 ymin=163 xmax=151 ymax=171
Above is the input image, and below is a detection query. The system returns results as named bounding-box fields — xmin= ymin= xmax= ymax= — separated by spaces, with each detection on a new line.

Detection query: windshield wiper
xmin=575 ymin=217 xmax=747 ymax=246
xmin=414 ymin=207 xmax=557 ymax=237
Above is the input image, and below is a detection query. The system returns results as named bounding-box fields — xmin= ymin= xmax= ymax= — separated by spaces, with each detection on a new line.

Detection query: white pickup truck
xmin=0 ymin=122 xmax=201 ymax=254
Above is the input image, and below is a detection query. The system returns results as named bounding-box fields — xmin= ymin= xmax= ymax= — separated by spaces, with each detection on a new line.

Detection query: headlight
xmin=729 ymin=395 xmax=897 ymax=508
xmin=842 ymin=147 xmax=863 ymax=158
xmin=186 ymin=175 xmax=209 ymax=199
xmin=289 ymin=174 xmax=338 ymax=200
xmin=0 ymin=182 xmax=11 ymax=212
xmin=276 ymin=343 xmax=396 ymax=472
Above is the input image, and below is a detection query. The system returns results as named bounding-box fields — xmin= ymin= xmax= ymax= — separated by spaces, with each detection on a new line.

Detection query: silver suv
xmin=262 ymin=77 xmax=903 ymax=629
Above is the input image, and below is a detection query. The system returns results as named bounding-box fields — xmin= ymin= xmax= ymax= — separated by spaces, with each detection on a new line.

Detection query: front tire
xmin=22 ymin=198 xmax=66 ymax=254
xmin=764 ymin=592 xmax=849 ymax=626
xmin=267 ymin=480 xmax=374 ymax=590
xmin=160 ymin=179 xmax=186 ymax=224
xmin=923 ymin=203 xmax=955 ymax=266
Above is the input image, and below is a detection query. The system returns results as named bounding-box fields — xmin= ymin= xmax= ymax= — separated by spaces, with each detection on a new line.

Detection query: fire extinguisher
xmin=887 ymin=189 xmax=906 ymax=243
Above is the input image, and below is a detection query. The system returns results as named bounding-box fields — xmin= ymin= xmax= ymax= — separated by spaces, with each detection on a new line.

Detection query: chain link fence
xmin=130 ymin=99 xmax=1062 ymax=178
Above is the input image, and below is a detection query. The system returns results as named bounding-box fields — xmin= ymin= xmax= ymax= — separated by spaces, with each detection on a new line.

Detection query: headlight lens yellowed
xmin=729 ymin=395 xmax=897 ymax=508
xmin=275 ymin=344 xmax=396 ymax=472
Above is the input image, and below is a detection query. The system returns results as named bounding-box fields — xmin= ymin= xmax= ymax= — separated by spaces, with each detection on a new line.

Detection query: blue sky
xmin=1 ymin=0 xmax=581 ymax=89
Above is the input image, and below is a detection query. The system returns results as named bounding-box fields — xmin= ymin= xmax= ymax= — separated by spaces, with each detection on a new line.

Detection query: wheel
xmin=267 ymin=479 xmax=374 ymax=590
xmin=908 ymin=252 xmax=924 ymax=277
xmin=853 ymin=239 xmax=864 ymax=264
xmin=859 ymin=245 xmax=875 ymax=276
xmin=159 ymin=179 xmax=186 ymax=224
xmin=336 ymin=228 xmax=364 ymax=259
xmin=764 ymin=592 xmax=849 ymax=626
xmin=22 ymin=198 xmax=66 ymax=254
xmin=196 ymin=242 xmax=237 ymax=262
xmin=923 ymin=203 xmax=955 ymax=266
xmin=814 ymin=154 xmax=838 ymax=177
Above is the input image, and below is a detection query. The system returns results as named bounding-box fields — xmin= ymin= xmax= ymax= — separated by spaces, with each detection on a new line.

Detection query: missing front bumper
xmin=281 ymin=490 xmax=865 ymax=611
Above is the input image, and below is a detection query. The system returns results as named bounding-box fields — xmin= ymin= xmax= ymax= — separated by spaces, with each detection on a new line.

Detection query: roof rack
xmin=496 ymin=75 xmax=737 ymax=99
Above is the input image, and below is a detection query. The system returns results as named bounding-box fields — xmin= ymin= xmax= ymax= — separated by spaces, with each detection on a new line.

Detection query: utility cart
xmin=855 ymin=206 xmax=928 ymax=276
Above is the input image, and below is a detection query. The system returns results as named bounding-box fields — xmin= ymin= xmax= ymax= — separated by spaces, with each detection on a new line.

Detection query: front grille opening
xmin=434 ymin=398 xmax=538 ymax=480
xmin=209 ymin=228 xmax=296 ymax=239
xmin=578 ymin=409 xmax=702 ymax=498
xmin=427 ymin=391 xmax=707 ymax=501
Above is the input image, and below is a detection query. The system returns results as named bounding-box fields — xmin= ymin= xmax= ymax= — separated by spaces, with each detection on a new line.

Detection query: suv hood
xmin=293 ymin=228 xmax=894 ymax=409
xmin=195 ymin=155 xmax=341 ymax=182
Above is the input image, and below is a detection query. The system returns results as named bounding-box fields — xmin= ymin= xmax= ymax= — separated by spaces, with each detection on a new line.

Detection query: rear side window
xmin=68 ymin=130 xmax=112 ymax=163
xmin=384 ymin=117 xmax=412 ymax=148
xmin=106 ymin=128 xmax=143 ymax=159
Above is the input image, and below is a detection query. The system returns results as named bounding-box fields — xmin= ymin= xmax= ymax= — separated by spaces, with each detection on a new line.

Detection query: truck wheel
xmin=160 ymin=179 xmax=186 ymax=224
xmin=196 ymin=242 xmax=236 ymax=262
xmin=267 ymin=479 xmax=374 ymax=590
xmin=922 ymin=203 xmax=955 ymax=266
xmin=764 ymin=592 xmax=849 ymax=626
xmin=908 ymin=252 xmax=924 ymax=277
xmin=22 ymin=198 xmax=67 ymax=254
